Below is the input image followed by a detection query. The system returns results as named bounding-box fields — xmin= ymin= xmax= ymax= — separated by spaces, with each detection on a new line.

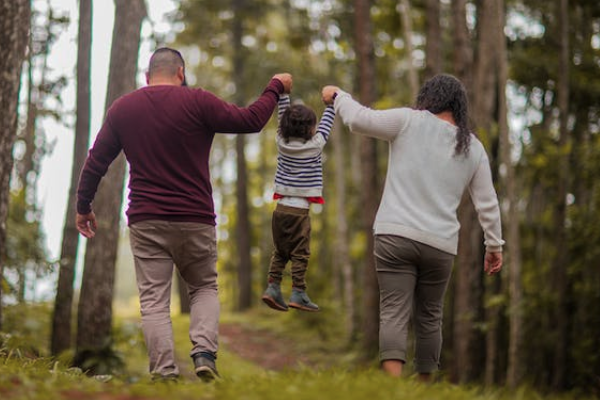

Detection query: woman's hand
xmin=322 ymin=85 xmax=340 ymax=105
xmin=484 ymin=251 xmax=503 ymax=275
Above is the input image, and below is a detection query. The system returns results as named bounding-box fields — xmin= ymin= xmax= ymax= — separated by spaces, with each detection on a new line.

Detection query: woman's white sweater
xmin=334 ymin=90 xmax=504 ymax=255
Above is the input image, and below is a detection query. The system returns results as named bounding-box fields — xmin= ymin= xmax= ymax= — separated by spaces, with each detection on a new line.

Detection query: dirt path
xmin=219 ymin=322 xmax=313 ymax=370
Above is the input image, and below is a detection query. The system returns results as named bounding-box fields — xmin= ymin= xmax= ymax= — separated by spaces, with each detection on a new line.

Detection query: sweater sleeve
xmin=334 ymin=90 xmax=409 ymax=141
xmin=277 ymin=95 xmax=291 ymax=136
xmin=316 ymin=105 xmax=335 ymax=142
xmin=201 ymin=78 xmax=283 ymax=134
xmin=76 ymin=114 xmax=123 ymax=214
xmin=468 ymin=151 xmax=505 ymax=252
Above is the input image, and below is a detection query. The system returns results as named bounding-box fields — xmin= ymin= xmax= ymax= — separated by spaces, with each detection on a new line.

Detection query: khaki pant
xmin=375 ymin=234 xmax=454 ymax=373
xmin=268 ymin=203 xmax=311 ymax=290
xmin=129 ymin=220 xmax=219 ymax=376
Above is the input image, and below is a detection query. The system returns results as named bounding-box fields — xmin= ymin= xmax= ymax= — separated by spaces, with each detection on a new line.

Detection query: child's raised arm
xmin=277 ymin=95 xmax=291 ymax=136
xmin=316 ymin=105 xmax=335 ymax=141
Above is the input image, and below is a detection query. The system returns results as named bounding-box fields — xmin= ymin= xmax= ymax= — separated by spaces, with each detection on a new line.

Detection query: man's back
xmin=77 ymin=78 xmax=284 ymax=226
xmin=110 ymin=85 xmax=218 ymax=225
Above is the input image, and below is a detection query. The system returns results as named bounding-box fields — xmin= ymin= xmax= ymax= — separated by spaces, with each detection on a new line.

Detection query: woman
xmin=321 ymin=74 xmax=504 ymax=381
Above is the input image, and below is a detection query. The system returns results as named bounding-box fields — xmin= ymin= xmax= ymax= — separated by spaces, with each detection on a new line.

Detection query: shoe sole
xmin=195 ymin=366 xmax=219 ymax=382
xmin=288 ymin=302 xmax=320 ymax=312
xmin=261 ymin=295 xmax=288 ymax=312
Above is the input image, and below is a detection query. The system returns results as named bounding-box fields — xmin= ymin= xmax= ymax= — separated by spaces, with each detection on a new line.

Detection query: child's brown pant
xmin=268 ymin=203 xmax=311 ymax=290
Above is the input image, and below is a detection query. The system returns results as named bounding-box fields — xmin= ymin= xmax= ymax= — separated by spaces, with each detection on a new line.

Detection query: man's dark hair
xmin=148 ymin=47 xmax=187 ymax=85
xmin=415 ymin=74 xmax=471 ymax=156
xmin=280 ymin=104 xmax=317 ymax=143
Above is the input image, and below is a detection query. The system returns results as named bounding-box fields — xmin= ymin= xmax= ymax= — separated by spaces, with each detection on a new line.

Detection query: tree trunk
xmin=425 ymin=0 xmax=442 ymax=79
xmin=354 ymin=0 xmax=380 ymax=361
xmin=452 ymin=0 xmax=501 ymax=383
xmin=471 ymin=0 xmax=503 ymax=386
xmin=17 ymin=41 xmax=38 ymax=193
xmin=450 ymin=0 xmax=476 ymax=384
xmin=552 ymin=0 xmax=570 ymax=389
xmin=471 ymin=0 xmax=497 ymax=131
xmin=0 ymin=0 xmax=31 ymax=331
xmin=332 ymin=118 xmax=355 ymax=340
xmin=398 ymin=0 xmax=418 ymax=99
xmin=232 ymin=0 xmax=252 ymax=311
xmin=424 ymin=0 xmax=442 ymax=80
xmin=451 ymin=0 xmax=473 ymax=86
xmin=452 ymin=198 xmax=480 ymax=383
xmin=51 ymin=0 xmax=92 ymax=356
xmin=75 ymin=0 xmax=146 ymax=368
xmin=495 ymin=0 xmax=523 ymax=388
xmin=235 ymin=133 xmax=252 ymax=310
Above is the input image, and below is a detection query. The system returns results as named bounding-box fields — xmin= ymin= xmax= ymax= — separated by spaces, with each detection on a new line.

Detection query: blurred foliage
xmin=4 ymin=190 xmax=52 ymax=303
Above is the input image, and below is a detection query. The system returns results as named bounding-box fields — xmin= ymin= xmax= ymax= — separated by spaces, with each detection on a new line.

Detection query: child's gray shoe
xmin=261 ymin=282 xmax=289 ymax=311
xmin=289 ymin=289 xmax=319 ymax=312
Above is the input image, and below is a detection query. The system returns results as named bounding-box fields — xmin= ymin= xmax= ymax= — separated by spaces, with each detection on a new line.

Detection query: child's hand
xmin=273 ymin=73 xmax=293 ymax=94
xmin=322 ymin=85 xmax=340 ymax=105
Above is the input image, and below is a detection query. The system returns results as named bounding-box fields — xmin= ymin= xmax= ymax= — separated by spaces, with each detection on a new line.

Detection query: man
xmin=76 ymin=47 xmax=292 ymax=381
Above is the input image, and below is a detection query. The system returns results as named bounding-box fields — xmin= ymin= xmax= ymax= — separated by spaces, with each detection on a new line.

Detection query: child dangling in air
xmin=261 ymin=93 xmax=335 ymax=312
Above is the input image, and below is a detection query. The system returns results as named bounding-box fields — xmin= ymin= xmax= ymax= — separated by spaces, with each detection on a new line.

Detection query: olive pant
xmin=129 ymin=220 xmax=219 ymax=377
xmin=375 ymin=234 xmax=454 ymax=374
xmin=268 ymin=203 xmax=311 ymax=290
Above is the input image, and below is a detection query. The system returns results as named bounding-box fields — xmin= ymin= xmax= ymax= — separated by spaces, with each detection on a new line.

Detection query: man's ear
xmin=177 ymin=67 xmax=185 ymax=85
xmin=145 ymin=72 xmax=150 ymax=85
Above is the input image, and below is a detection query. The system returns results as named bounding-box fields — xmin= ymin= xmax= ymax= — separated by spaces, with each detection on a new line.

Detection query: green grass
xmin=1 ymin=355 xmax=587 ymax=400
xmin=0 ymin=304 xmax=597 ymax=400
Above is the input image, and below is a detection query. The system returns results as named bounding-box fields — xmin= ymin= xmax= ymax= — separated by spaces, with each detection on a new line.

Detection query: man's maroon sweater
xmin=77 ymin=78 xmax=284 ymax=226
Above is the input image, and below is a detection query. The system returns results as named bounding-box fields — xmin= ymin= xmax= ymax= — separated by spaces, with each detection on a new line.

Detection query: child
xmin=261 ymin=94 xmax=335 ymax=312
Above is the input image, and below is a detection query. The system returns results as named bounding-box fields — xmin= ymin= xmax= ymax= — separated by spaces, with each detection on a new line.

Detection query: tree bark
xmin=424 ymin=0 xmax=442 ymax=80
xmin=452 ymin=0 xmax=501 ymax=383
xmin=450 ymin=0 xmax=477 ymax=384
xmin=51 ymin=0 xmax=92 ymax=356
xmin=471 ymin=0 xmax=503 ymax=386
xmin=495 ymin=0 xmax=523 ymax=388
xmin=451 ymin=0 xmax=473 ymax=86
xmin=75 ymin=0 xmax=146 ymax=367
xmin=232 ymin=0 xmax=253 ymax=311
xmin=471 ymin=0 xmax=497 ymax=130
xmin=552 ymin=0 xmax=570 ymax=389
xmin=0 ymin=0 xmax=31 ymax=331
xmin=354 ymin=0 xmax=380 ymax=361
xmin=398 ymin=0 xmax=419 ymax=99
xmin=332 ymin=118 xmax=355 ymax=340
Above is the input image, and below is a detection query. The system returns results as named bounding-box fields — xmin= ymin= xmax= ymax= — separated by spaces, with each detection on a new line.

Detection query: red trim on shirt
xmin=273 ymin=193 xmax=324 ymax=204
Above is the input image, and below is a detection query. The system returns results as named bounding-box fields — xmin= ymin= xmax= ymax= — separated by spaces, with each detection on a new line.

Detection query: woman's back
xmin=375 ymin=108 xmax=488 ymax=255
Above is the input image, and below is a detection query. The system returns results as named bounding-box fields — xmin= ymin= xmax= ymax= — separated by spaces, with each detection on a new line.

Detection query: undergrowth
xmin=0 ymin=303 xmax=597 ymax=400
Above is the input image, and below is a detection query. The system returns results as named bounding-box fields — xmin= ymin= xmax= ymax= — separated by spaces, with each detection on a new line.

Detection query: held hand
xmin=272 ymin=73 xmax=293 ymax=94
xmin=484 ymin=251 xmax=503 ymax=276
xmin=76 ymin=212 xmax=97 ymax=239
xmin=322 ymin=85 xmax=340 ymax=105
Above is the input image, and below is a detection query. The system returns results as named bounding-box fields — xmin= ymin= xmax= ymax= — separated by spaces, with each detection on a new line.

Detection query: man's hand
xmin=272 ymin=73 xmax=293 ymax=94
xmin=322 ymin=85 xmax=341 ymax=105
xmin=484 ymin=251 xmax=503 ymax=276
xmin=76 ymin=212 xmax=97 ymax=239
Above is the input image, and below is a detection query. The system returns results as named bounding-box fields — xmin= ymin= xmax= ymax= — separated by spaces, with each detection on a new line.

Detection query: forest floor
xmin=218 ymin=321 xmax=316 ymax=371
xmin=2 ymin=305 xmax=597 ymax=400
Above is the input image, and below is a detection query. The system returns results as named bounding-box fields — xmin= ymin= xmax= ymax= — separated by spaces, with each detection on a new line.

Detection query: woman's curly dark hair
xmin=280 ymin=104 xmax=317 ymax=143
xmin=415 ymin=74 xmax=471 ymax=156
